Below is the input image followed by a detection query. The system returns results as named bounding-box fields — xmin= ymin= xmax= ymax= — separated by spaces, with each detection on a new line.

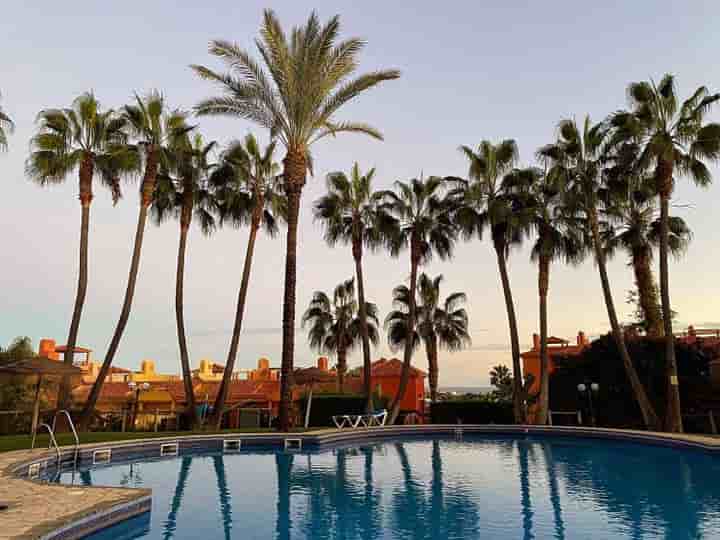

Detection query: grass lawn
xmin=0 ymin=427 xmax=312 ymax=454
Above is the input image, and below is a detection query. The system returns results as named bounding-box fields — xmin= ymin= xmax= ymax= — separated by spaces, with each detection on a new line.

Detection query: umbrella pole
xmin=31 ymin=374 xmax=42 ymax=438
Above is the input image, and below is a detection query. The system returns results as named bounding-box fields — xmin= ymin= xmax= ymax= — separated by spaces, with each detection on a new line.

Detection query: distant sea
xmin=439 ymin=386 xmax=493 ymax=395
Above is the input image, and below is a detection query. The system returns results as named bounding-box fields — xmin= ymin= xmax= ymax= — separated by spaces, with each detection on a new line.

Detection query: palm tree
xmin=612 ymin=76 xmax=720 ymax=432
xmin=80 ymin=92 xmax=193 ymax=429
xmin=450 ymin=140 xmax=530 ymax=423
xmin=509 ymin=166 xmax=584 ymax=424
xmin=378 ymin=176 xmax=456 ymax=423
xmin=209 ymin=134 xmax=285 ymax=429
xmin=602 ymin=171 xmax=691 ymax=338
xmin=152 ymin=133 xmax=219 ymax=429
xmin=0 ymin=92 xmax=13 ymax=151
xmin=313 ymin=164 xmax=395 ymax=409
xmin=301 ymin=278 xmax=380 ymax=392
xmin=539 ymin=116 xmax=661 ymax=430
xmin=26 ymin=93 xmax=136 ymax=409
xmin=192 ymin=11 xmax=400 ymax=430
xmin=385 ymin=273 xmax=470 ymax=402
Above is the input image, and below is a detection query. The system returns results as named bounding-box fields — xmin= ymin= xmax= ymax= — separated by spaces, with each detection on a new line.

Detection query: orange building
xmin=368 ymin=358 xmax=426 ymax=418
xmin=38 ymin=337 xmax=427 ymax=427
xmin=520 ymin=331 xmax=590 ymax=422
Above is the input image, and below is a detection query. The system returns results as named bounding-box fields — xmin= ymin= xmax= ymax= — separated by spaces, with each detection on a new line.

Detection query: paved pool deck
xmin=1 ymin=426 xmax=718 ymax=539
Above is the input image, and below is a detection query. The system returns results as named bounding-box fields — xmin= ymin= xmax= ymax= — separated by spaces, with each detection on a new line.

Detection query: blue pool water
xmin=59 ymin=435 xmax=720 ymax=539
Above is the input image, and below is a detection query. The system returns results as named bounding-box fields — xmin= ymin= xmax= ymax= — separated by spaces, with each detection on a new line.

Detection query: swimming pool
xmin=55 ymin=434 xmax=720 ymax=539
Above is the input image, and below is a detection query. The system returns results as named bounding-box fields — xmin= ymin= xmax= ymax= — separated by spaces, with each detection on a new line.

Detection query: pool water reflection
xmin=66 ymin=436 xmax=720 ymax=539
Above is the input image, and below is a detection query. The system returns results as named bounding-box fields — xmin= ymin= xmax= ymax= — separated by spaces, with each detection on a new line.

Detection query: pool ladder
xmin=31 ymin=410 xmax=80 ymax=473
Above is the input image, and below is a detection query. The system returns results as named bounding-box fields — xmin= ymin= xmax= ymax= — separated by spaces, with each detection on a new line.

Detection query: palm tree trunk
xmin=176 ymin=218 xmax=199 ymax=430
xmin=493 ymin=237 xmax=524 ymax=424
xmin=279 ymin=150 xmax=306 ymax=432
xmin=79 ymin=149 xmax=158 ymax=430
xmin=58 ymin=155 xmax=94 ymax=410
xmin=337 ymin=346 xmax=347 ymax=393
xmin=588 ymin=206 xmax=660 ymax=430
xmin=631 ymin=247 xmax=663 ymax=338
xmin=537 ymin=253 xmax=550 ymax=426
xmin=427 ymin=335 xmax=439 ymax=403
xmin=389 ymin=238 xmax=419 ymax=424
xmin=353 ymin=239 xmax=373 ymax=413
xmin=212 ymin=213 xmax=261 ymax=429
xmin=657 ymin=162 xmax=682 ymax=432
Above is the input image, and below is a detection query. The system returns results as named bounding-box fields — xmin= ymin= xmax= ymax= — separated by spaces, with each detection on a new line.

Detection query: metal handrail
xmin=32 ymin=423 xmax=61 ymax=467
xmin=51 ymin=410 xmax=80 ymax=470
xmin=55 ymin=410 xmax=79 ymax=468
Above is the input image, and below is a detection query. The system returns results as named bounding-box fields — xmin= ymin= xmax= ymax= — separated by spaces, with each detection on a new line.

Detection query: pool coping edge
xmin=3 ymin=425 xmax=719 ymax=539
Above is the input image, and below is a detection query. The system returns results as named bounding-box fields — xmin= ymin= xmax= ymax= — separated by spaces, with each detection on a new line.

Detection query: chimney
xmin=39 ymin=339 xmax=59 ymax=361
xmin=532 ymin=333 xmax=540 ymax=350
xmin=317 ymin=356 xmax=329 ymax=371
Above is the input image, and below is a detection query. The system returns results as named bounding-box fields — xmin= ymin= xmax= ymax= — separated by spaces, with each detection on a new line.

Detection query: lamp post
xmin=128 ymin=381 xmax=150 ymax=431
xmin=577 ymin=382 xmax=600 ymax=426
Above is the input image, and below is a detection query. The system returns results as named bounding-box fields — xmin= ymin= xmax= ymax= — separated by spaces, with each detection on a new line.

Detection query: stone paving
xmin=0 ymin=448 xmax=149 ymax=539
xmin=0 ymin=427 xmax=718 ymax=539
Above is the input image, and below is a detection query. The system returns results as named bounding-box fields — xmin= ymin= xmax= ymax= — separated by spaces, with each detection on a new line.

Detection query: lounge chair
xmin=361 ymin=409 xmax=388 ymax=427
xmin=332 ymin=409 xmax=387 ymax=429
xmin=332 ymin=414 xmax=362 ymax=429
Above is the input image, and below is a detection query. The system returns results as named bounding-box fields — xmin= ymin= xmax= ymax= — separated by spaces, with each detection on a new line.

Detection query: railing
xmin=51 ymin=410 xmax=80 ymax=470
xmin=31 ymin=423 xmax=60 ymax=467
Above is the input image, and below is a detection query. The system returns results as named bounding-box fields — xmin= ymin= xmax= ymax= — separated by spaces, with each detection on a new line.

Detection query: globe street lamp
xmin=128 ymin=381 xmax=150 ymax=431
xmin=577 ymin=382 xmax=600 ymax=426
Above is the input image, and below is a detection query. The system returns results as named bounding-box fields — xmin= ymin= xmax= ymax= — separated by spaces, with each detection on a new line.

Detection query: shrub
xmin=430 ymin=400 xmax=514 ymax=424
xmin=297 ymin=394 xmax=388 ymax=427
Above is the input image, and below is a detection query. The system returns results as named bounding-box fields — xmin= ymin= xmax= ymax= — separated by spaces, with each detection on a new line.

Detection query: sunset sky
xmin=1 ymin=1 xmax=719 ymax=386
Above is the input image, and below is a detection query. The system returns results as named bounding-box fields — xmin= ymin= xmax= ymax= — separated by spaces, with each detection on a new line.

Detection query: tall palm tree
xmin=209 ymin=134 xmax=285 ymax=429
xmin=0 ymin=92 xmax=13 ymax=151
xmin=509 ymin=166 xmax=584 ymax=424
xmin=26 ymin=92 xmax=136 ymax=408
xmin=378 ymin=176 xmax=456 ymax=423
xmin=192 ymin=11 xmax=400 ymax=430
xmin=313 ymin=164 xmax=395 ymax=409
xmin=540 ymin=116 xmax=661 ymax=430
xmin=80 ymin=92 xmax=193 ymax=429
xmin=602 ymin=171 xmax=691 ymax=338
xmin=612 ymin=75 xmax=720 ymax=432
xmin=152 ymin=133 xmax=219 ymax=429
xmin=385 ymin=273 xmax=470 ymax=402
xmin=449 ymin=140 xmax=530 ymax=423
xmin=301 ymin=278 xmax=380 ymax=392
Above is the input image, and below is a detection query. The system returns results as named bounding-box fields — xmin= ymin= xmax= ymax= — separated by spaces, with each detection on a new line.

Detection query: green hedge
xmin=430 ymin=400 xmax=514 ymax=424
xmin=298 ymin=394 xmax=387 ymax=427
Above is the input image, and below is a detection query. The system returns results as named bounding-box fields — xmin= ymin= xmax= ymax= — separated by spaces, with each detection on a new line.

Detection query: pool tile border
xmin=2 ymin=425 xmax=718 ymax=539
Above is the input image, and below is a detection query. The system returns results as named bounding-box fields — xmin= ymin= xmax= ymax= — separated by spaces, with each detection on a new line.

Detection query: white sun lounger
xmin=332 ymin=409 xmax=388 ymax=429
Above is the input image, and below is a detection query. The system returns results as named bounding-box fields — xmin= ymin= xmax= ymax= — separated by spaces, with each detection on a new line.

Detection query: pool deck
xmin=1 ymin=425 xmax=718 ymax=539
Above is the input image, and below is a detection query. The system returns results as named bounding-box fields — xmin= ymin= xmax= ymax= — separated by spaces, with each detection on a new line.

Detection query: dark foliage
xmin=430 ymin=400 xmax=514 ymax=424
xmin=550 ymin=334 xmax=711 ymax=429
